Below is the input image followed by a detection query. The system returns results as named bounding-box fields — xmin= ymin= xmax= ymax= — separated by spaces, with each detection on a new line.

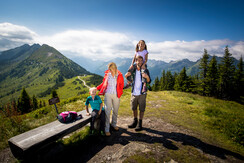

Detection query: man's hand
xmin=98 ymin=110 xmax=101 ymax=115
xmin=86 ymin=112 xmax=90 ymax=116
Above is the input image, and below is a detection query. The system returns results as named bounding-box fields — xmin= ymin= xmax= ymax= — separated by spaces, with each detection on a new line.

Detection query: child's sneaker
xmin=100 ymin=131 xmax=105 ymax=136
xmin=123 ymin=83 xmax=131 ymax=89
xmin=90 ymin=129 xmax=95 ymax=135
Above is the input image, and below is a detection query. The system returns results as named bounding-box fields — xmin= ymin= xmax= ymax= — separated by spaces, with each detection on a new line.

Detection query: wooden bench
xmin=8 ymin=108 xmax=92 ymax=160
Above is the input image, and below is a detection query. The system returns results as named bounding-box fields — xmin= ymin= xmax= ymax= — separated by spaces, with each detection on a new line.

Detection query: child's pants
xmin=90 ymin=110 xmax=105 ymax=132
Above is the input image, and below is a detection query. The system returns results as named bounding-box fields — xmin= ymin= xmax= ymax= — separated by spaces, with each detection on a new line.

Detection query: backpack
xmin=57 ymin=111 xmax=78 ymax=123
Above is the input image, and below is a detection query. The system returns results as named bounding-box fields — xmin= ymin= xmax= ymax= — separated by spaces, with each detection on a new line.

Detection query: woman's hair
xmin=135 ymin=40 xmax=147 ymax=52
xmin=107 ymin=62 xmax=117 ymax=75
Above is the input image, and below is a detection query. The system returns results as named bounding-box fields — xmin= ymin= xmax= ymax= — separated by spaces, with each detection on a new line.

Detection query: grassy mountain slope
xmin=0 ymin=44 xmax=97 ymax=105
xmin=0 ymin=44 xmax=41 ymax=80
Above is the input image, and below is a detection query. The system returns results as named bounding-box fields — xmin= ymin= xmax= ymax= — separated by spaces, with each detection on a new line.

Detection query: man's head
xmin=89 ymin=87 xmax=97 ymax=96
xmin=135 ymin=55 xmax=143 ymax=67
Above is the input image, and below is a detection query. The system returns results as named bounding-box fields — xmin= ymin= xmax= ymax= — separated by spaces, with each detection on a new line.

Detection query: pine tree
xmin=174 ymin=67 xmax=189 ymax=92
xmin=219 ymin=46 xmax=236 ymax=99
xmin=39 ymin=100 xmax=43 ymax=108
xmin=32 ymin=95 xmax=38 ymax=110
xmin=199 ymin=49 xmax=209 ymax=95
xmin=51 ymin=89 xmax=58 ymax=98
xmin=159 ymin=70 xmax=166 ymax=90
xmin=18 ymin=88 xmax=32 ymax=114
xmin=205 ymin=56 xmax=218 ymax=97
xmin=234 ymin=56 xmax=244 ymax=98
xmin=152 ymin=77 xmax=160 ymax=91
xmin=165 ymin=71 xmax=174 ymax=90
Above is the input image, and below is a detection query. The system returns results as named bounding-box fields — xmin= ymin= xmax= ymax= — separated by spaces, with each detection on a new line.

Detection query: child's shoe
xmin=90 ymin=129 xmax=95 ymax=135
xmin=100 ymin=131 xmax=105 ymax=136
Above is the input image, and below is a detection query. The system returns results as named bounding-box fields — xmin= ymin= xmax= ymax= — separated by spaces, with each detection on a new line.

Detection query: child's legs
xmin=104 ymin=93 xmax=112 ymax=132
xmin=141 ymin=69 xmax=148 ymax=83
xmin=99 ymin=110 xmax=105 ymax=132
xmin=90 ymin=110 xmax=98 ymax=130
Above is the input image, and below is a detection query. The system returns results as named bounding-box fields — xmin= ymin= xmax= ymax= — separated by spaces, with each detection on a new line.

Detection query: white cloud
xmin=148 ymin=39 xmax=240 ymax=62
xmin=0 ymin=22 xmax=243 ymax=62
xmin=36 ymin=30 xmax=135 ymax=61
xmin=0 ymin=22 xmax=37 ymax=51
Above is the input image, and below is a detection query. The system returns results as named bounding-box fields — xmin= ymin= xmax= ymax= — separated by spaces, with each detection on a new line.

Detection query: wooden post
xmin=48 ymin=97 xmax=60 ymax=114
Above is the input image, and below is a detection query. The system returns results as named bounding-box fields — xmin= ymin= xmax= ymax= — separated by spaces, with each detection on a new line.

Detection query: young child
xmin=85 ymin=87 xmax=105 ymax=135
xmin=124 ymin=40 xmax=149 ymax=93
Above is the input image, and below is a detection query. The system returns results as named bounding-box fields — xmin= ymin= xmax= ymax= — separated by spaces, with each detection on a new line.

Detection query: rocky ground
xmin=1 ymin=117 xmax=244 ymax=163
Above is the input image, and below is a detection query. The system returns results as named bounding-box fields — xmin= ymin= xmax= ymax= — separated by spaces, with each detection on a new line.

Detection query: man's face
xmin=136 ymin=57 xmax=143 ymax=67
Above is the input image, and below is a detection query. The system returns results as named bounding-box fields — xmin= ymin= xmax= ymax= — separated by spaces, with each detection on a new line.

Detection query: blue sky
xmin=1 ymin=0 xmax=244 ymax=62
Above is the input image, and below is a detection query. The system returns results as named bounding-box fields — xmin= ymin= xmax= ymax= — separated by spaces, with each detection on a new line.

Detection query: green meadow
xmin=0 ymin=89 xmax=243 ymax=160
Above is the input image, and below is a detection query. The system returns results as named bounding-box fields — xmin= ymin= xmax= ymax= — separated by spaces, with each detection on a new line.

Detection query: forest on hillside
xmin=152 ymin=46 xmax=244 ymax=103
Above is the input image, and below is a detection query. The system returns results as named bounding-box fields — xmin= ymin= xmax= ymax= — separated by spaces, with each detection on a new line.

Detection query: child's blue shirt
xmin=85 ymin=95 xmax=104 ymax=111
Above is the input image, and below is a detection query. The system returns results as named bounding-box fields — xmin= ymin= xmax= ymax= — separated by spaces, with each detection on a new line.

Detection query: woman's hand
xmin=86 ymin=112 xmax=90 ymax=116
xmin=98 ymin=110 xmax=101 ymax=115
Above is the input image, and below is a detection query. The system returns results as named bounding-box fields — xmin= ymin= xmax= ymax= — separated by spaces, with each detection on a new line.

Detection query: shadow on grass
xmin=23 ymin=127 xmax=244 ymax=163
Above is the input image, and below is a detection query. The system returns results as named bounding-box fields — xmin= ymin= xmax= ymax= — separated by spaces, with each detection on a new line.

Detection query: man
xmin=125 ymin=55 xmax=151 ymax=131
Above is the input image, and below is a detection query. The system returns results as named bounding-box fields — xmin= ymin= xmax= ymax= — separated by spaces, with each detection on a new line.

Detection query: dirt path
xmin=78 ymin=76 xmax=91 ymax=89
xmin=2 ymin=116 xmax=243 ymax=163
xmin=0 ymin=117 xmax=244 ymax=163
xmin=85 ymin=117 xmax=244 ymax=163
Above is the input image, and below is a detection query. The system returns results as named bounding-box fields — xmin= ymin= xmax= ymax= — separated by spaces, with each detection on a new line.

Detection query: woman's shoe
xmin=105 ymin=132 xmax=111 ymax=136
xmin=112 ymin=126 xmax=119 ymax=131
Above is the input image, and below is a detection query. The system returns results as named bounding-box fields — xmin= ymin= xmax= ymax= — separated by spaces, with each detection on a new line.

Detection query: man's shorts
xmin=131 ymin=94 xmax=147 ymax=112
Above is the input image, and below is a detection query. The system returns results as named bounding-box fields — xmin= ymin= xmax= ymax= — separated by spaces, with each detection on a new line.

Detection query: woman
xmin=97 ymin=62 xmax=124 ymax=136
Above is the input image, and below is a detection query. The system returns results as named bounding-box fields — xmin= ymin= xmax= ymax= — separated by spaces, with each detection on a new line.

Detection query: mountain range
xmin=0 ymin=44 xmax=240 ymax=105
xmin=72 ymin=55 xmax=239 ymax=81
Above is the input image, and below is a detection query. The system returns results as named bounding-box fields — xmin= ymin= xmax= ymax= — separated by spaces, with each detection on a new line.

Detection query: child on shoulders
xmin=124 ymin=40 xmax=149 ymax=93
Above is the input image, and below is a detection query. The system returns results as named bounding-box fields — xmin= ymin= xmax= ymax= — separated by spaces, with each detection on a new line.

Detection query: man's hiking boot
xmin=128 ymin=118 xmax=138 ymax=128
xmin=135 ymin=119 xmax=143 ymax=131
xmin=123 ymin=83 xmax=131 ymax=89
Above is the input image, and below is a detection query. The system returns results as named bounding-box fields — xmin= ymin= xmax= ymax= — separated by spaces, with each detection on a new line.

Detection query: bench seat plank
xmin=8 ymin=109 xmax=91 ymax=159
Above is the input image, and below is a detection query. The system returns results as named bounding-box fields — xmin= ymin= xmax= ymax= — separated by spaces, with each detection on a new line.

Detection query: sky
xmin=0 ymin=0 xmax=244 ymax=62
